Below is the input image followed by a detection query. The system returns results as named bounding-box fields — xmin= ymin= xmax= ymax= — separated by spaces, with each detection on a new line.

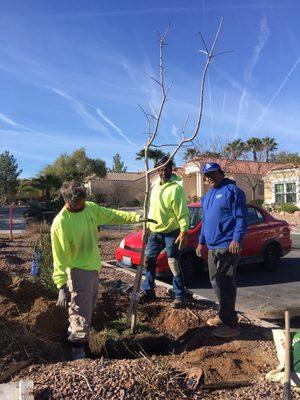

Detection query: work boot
xmin=171 ymin=297 xmax=186 ymax=309
xmin=72 ymin=347 xmax=86 ymax=360
xmin=168 ymin=288 xmax=193 ymax=300
xmin=211 ymin=324 xmax=240 ymax=338
xmin=206 ymin=316 xmax=223 ymax=327
xmin=139 ymin=290 xmax=156 ymax=305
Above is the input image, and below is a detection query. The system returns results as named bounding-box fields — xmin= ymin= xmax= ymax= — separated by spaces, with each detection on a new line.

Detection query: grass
xmin=92 ymin=317 xmax=155 ymax=341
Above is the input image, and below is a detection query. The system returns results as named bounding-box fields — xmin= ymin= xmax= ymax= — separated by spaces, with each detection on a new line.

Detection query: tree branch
xmin=128 ymin=18 xmax=227 ymax=332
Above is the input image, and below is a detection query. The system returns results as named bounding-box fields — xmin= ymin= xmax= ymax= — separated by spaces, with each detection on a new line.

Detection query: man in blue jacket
xmin=196 ymin=162 xmax=248 ymax=338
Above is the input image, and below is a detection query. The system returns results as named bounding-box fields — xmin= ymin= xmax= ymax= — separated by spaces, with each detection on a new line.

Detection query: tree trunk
xmin=251 ymin=186 xmax=256 ymax=201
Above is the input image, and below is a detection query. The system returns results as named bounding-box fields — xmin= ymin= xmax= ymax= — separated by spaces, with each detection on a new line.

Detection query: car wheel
xmin=262 ymin=244 xmax=280 ymax=271
xmin=181 ymin=252 xmax=201 ymax=287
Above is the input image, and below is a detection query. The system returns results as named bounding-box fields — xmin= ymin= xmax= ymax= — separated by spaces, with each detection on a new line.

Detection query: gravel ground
xmin=17 ymin=356 xmax=300 ymax=400
xmin=2 ymin=229 xmax=300 ymax=399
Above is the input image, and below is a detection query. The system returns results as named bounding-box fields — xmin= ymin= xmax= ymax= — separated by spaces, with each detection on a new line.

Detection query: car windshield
xmin=188 ymin=206 xmax=202 ymax=228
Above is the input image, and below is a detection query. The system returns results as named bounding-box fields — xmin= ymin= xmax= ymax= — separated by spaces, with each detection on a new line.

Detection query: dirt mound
xmin=10 ymin=275 xmax=53 ymax=303
xmin=17 ymin=297 xmax=68 ymax=340
xmin=173 ymin=337 xmax=274 ymax=384
xmin=93 ymin=284 xmax=125 ymax=325
xmin=0 ymin=317 xmax=66 ymax=373
xmin=139 ymin=302 xmax=202 ymax=339
xmin=0 ymin=272 xmax=69 ymax=374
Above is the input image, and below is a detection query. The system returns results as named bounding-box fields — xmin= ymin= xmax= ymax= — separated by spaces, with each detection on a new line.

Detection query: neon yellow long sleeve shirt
xmin=147 ymin=174 xmax=189 ymax=233
xmin=51 ymin=201 xmax=140 ymax=288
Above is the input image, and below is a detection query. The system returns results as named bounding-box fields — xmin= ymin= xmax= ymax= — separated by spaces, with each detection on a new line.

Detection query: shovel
xmin=284 ymin=310 xmax=291 ymax=400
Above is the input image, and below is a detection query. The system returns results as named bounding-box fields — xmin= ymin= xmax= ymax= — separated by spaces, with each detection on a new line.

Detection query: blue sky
xmin=0 ymin=0 xmax=299 ymax=177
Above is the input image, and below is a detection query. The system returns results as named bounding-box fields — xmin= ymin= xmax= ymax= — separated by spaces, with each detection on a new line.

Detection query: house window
xmin=286 ymin=183 xmax=297 ymax=203
xmin=274 ymin=182 xmax=296 ymax=203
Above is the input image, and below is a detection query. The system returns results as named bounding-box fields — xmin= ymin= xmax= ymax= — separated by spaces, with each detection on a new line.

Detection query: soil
xmin=1 ymin=231 xmax=299 ymax=399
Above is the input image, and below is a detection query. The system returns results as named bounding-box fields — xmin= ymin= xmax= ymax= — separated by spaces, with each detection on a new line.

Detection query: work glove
xmin=196 ymin=244 xmax=203 ymax=258
xmin=57 ymin=285 xmax=70 ymax=308
xmin=175 ymin=231 xmax=188 ymax=251
xmin=139 ymin=218 xmax=157 ymax=224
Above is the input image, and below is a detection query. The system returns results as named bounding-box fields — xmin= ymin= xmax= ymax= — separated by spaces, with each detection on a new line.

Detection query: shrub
xmin=33 ymin=231 xmax=57 ymax=294
xmin=188 ymin=195 xmax=201 ymax=203
xmin=278 ymin=203 xmax=300 ymax=214
xmin=263 ymin=203 xmax=281 ymax=213
xmin=24 ymin=198 xmax=63 ymax=223
xmin=26 ymin=221 xmax=50 ymax=239
xmin=125 ymin=198 xmax=142 ymax=207
xmin=250 ymin=199 xmax=264 ymax=206
xmin=88 ymin=192 xmax=107 ymax=205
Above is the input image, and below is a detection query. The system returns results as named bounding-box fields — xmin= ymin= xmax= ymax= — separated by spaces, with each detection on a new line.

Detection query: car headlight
xmin=119 ymin=239 xmax=125 ymax=249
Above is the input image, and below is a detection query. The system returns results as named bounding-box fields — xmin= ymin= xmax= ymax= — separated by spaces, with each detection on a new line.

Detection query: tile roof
xmin=86 ymin=172 xmax=145 ymax=182
xmin=185 ymin=157 xmax=286 ymax=175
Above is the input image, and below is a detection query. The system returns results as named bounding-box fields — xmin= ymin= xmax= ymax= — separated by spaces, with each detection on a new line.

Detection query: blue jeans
xmin=142 ymin=229 xmax=185 ymax=299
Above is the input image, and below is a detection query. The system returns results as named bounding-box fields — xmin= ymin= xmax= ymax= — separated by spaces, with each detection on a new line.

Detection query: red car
xmin=115 ymin=203 xmax=292 ymax=284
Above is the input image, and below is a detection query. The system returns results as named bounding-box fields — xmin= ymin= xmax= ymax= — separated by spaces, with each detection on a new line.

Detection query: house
xmin=84 ymin=172 xmax=145 ymax=205
xmin=182 ymin=157 xmax=284 ymax=202
xmin=263 ymin=164 xmax=300 ymax=207
xmin=84 ymin=158 xmax=291 ymax=206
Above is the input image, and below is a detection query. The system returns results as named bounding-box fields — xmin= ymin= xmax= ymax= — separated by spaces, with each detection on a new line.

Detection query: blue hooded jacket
xmin=198 ymin=178 xmax=248 ymax=250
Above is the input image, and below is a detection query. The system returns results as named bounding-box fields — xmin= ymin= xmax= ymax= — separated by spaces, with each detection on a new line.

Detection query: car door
xmin=242 ymin=206 xmax=269 ymax=259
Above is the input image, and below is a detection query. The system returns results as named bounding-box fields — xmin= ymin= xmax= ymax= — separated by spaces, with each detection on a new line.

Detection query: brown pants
xmin=67 ymin=268 xmax=99 ymax=344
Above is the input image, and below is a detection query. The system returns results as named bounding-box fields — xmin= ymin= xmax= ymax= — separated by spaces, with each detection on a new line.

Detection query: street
xmin=190 ymin=234 xmax=300 ymax=327
xmin=0 ymin=206 xmax=26 ymax=234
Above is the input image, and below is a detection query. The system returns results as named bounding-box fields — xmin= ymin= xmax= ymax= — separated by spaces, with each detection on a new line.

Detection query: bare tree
xmin=127 ymin=19 xmax=227 ymax=332
xmin=183 ymin=137 xmax=236 ymax=174
xmin=233 ymin=161 xmax=270 ymax=201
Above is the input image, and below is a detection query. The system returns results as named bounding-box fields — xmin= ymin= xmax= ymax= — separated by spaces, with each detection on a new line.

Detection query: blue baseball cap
xmin=201 ymin=162 xmax=221 ymax=175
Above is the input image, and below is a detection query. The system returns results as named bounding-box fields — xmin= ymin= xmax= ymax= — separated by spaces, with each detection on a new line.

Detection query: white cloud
xmin=48 ymin=86 xmax=111 ymax=137
xmin=244 ymin=14 xmax=270 ymax=82
xmin=96 ymin=108 xmax=134 ymax=145
xmin=171 ymin=124 xmax=179 ymax=140
xmin=0 ymin=113 xmax=19 ymax=128
xmin=235 ymin=88 xmax=247 ymax=138
xmin=247 ymin=55 xmax=300 ymax=133
xmin=0 ymin=113 xmax=34 ymax=132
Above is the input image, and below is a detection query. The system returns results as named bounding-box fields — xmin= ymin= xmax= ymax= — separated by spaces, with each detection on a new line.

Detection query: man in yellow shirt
xmin=140 ymin=157 xmax=189 ymax=308
xmin=51 ymin=181 xmax=154 ymax=360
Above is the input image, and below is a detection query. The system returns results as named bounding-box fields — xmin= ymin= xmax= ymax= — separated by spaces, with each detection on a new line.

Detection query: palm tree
xmin=135 ymin=148 xmax=167 ymax=164
xmin=224 ymin=139 xmax=246 ymax=160
xmin=246 ymin=137 xmax=263 ymax=161
xmin=32 ymin=174 xmax=61 ymax=202
xmin=261 ymin=137 xmax=278 ymax=162
xmin=183 ymin=148 xmax=201 ymax=161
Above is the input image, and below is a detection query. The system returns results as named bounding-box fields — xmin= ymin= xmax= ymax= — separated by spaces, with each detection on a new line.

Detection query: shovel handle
xmin=284 ymin=310 xmax=291 ymax=400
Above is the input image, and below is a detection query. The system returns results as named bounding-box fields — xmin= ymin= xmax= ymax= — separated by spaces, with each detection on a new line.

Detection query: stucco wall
xmin=182 ymin=174 xmax=197 ymax=199
xmin=183 ymin=172 xmax=264 ymax=202
xmin=87 ymin=177 xmax=145 ymax=204
xmin=264 ymin=169 xmax=300 ymax=205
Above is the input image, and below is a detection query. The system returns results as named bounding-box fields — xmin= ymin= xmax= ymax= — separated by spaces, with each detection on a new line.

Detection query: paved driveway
xmin=190 ymin=234 xmax=300 ymax=327
xmin=0 ymin=206 xmax=27 ymax=234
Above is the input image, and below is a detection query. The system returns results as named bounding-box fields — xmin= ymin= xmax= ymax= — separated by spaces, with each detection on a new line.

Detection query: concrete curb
xmin=102 ymin=260 xmax=280 ymax=330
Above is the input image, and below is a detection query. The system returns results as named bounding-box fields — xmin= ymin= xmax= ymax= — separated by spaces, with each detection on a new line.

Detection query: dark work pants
xmin=208 ymin=248 xmax=239 ymax=327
